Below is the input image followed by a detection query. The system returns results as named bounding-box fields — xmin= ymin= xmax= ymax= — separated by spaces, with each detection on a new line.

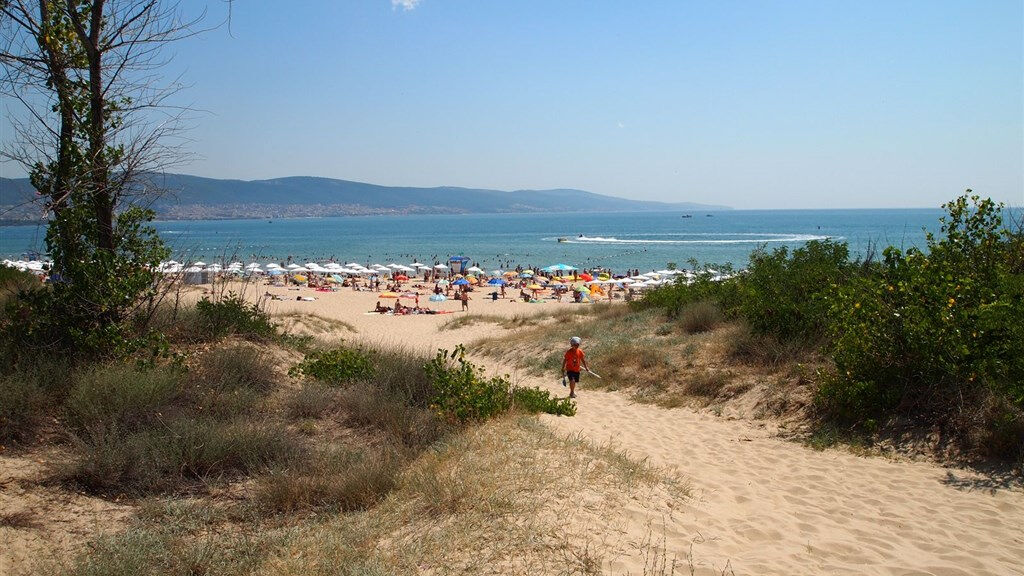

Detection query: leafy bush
xmin=821 ymin=194 xmax=1024 ymax=435
xmin=739 ymin=239 xmax=854 ymax=342
xmin=510 ymin=386 xmax=576 ymax=417
xmin=635 ymin=264 xmax=742 ymax=319
xmin=425 ymin=345 xmax=576 ymax=423
xmin=195 ymin=293 xmax=276 ymax=340
xmin=425 ymin=346 xmax=513 ymax=423
xmin=289 ymin=346 xmax=375 ymax=385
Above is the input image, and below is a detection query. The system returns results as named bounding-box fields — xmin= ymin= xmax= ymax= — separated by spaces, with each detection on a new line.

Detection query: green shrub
xmin=195 ymin=293 xmax=276 ymax=340
xmin=290 ymin=346 xmax=375 ymax=385
xmin=510 ymin=386 xmax=576 ymax=416
xmin=425 ymin=346 xmax=515 ymax=423
xmin=739 ymin=239 xmax=853 ymax=342
xmin=425 ymin=345 xmax=575 ymax=423
xmin=822 ymin=193 xmax=1024 ymax=439
xmin=635 ymin=264 xmax=742 ymax=318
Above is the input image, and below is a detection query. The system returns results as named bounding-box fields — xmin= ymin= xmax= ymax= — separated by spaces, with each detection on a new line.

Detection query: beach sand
xmin=219 ymin=280 xmax=1024 ymax=575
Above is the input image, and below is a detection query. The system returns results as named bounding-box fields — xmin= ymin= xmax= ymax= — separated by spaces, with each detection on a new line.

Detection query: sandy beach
xmin=210 ymin=280 xmax=1024 ymax=575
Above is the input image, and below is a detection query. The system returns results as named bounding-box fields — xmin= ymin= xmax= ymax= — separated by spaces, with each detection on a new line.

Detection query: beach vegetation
xmin=194 ymin=292 xmax=278 ymax=340
xmin=289 ymin=346 xmax=376 ymax=384
xmin=821 ymin=193 xmax=1023 ymax=457
xmin=632 ymin=192 xmax=1023 ymax=460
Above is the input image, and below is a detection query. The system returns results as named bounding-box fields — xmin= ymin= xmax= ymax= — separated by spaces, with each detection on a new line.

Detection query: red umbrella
xmin=579 ymin=273 xmax=594 ymax=281
xmin=395 ymin=274 xmax=409 ymax=281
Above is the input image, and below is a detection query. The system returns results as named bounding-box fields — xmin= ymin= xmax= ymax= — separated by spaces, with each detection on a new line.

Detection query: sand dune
xmin=252 ymin=284 xmax=1024 ymax=575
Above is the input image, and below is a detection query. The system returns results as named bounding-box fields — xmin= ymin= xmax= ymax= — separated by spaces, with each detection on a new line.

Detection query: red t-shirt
xmin=564 ymin=347 xmax=585 ymax=372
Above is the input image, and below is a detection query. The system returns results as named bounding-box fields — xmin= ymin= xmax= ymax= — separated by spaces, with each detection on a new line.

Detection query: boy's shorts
xmin=566 ymin=370 xmax=581 ymax=382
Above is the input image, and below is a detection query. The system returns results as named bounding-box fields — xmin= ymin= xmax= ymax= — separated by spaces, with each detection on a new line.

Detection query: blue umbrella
xmin=429 ymin=293 xmax=447 ymax=302
xmin=453 ymin=278 xmax=469 ymax=285
xmin=487 ymin=277 xmax=506 ymax=285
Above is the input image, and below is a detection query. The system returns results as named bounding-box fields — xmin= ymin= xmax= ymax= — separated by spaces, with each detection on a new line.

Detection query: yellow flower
xmin=854 ymin=302 xmax=861 ymax=309
xmin=947 ymin=297 xmax=955 ymax=307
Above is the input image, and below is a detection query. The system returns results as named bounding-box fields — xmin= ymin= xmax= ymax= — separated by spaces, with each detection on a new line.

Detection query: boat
xmin=557 ymin=237 xmax=569 ymax=243
xmin=681 ymin=214 xmax=692 ymax=219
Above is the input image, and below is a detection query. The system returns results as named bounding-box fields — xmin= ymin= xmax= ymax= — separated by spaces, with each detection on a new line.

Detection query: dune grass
xmin=53 ymin=415 xmax=689 ymax=576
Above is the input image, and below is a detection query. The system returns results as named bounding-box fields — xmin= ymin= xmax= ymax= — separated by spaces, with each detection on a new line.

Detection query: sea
xmin=0 ymin=209 xmax=947 ymax=273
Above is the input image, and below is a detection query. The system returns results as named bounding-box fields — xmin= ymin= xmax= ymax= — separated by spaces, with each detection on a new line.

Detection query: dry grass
xmin=0 ymin=510 xmax=40 ymax=530
xmin=276 ymin=311 xmax=357 ymax=337
xmin=260 ymin=416 xmax=689 ymax=575
xmin=440 ymin=312 xmax=544 ymax=331
xmin=52 ymin=415 xmax=690 ymax=576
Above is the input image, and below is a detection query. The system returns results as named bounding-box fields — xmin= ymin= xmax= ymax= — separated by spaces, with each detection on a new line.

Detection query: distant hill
xmin=0 ymin=173 xmax=729 ymax=221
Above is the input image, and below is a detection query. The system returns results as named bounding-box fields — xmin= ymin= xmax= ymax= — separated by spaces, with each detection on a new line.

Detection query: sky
xmin=3 ymin=0 xmax=1022 ymax=209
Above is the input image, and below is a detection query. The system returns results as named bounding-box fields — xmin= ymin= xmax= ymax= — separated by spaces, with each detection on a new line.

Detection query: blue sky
xmin=4 ymin=1 xmax=1023 ymax=209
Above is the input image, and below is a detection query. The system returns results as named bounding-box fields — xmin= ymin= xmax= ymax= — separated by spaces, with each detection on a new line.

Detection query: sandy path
xmin=248 ymin=284 xmax=1024 ymax=575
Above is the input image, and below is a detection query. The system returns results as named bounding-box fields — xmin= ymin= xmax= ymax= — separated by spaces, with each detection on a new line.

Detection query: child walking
xmin=562 ymin=336 xmax=589 ymax=399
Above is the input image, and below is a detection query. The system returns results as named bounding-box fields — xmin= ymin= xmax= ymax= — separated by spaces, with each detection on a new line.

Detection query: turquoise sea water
xmin=1 ymin=209 xmax=946 ymax=272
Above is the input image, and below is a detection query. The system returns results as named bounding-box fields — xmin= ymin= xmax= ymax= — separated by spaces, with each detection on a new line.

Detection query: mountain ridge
xmin=0 ymin=173 xmax=730 ymax=222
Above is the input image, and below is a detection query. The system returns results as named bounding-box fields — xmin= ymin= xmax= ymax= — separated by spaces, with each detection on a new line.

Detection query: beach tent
xmin=448 ymin=256 xmax=471 ymax=275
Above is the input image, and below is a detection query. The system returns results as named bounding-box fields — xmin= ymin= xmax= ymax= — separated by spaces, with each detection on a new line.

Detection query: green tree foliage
xmin=0 ymin=1 xmax=193 ymax=359
xmin=823 ymin=193 xmax=1024 ymax=423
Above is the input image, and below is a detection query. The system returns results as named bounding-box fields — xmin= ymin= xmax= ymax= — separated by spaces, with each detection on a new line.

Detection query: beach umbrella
xmin=436 ymin=279 xmax=450 ymax=286
xmin=452 ymin=278 xmax=469 ymax=286
xmin=267 ymin=268 xmax=284 ymax=276
xmin=579 ymin=273 xmax=594 ymax=281
xmin=520 ymin=272 xmax=533 ymax=278
xmin=487 ymin=278 xmax=506 ymax=285
xmin=527 ymin=283 xmax=544 ymax=290
xmin=192 ymin=261 xmax=207 ymax=267
xmin=490 ymin=269 xmax=504 ymax=277
xmin=466 ymin=266 xmax=484 ymax=273
xmin=395 ymin=275 xmax=409 ymax=281
xmin=246 ymin=263 xmax=262 ymax=270
xmin=429 ymin=293 xmax=446 ymax=302
xmin=433 ymin=263 xmax=449 ymax=270
xmin=521 ymin=269 xmax=534 ymax=275
xmin=410 ymin=261 xmax=425 ymax=268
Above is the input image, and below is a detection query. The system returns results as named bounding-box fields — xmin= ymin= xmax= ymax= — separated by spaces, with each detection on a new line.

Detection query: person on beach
xmin=562 ymin=336 xmax=589 ymax=399
xmin=460 ymin=289 xmax=471 ymax=311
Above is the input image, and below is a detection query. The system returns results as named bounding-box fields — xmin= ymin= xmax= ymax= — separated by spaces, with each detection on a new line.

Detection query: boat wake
xmin=546 ymin=233 xmax=835 ymax=245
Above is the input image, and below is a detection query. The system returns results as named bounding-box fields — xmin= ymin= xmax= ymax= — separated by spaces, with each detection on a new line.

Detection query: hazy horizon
xmin=2 ymin=1 xmax=1021 ymax=210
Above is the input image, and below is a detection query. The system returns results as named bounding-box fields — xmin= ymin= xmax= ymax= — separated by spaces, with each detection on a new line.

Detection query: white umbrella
xmin=466 ymin=266 xmax=484 ymax=273
xmin=286 ymin=263 xmax=302 ymax=270
xmin=192 ymin=261 xmax=207 ymax=267
xmin=266 ymin=263 xmax=282 ymax=269
xmin=433 ymin=264 xmax=449 ymax=270
xmin=291 ymin=267 xmax=309 ymax=273
xmin=228 ymin=262 xmax=243 ymax=268
xmin=246 ymin=263 xmax=262 ymax=270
